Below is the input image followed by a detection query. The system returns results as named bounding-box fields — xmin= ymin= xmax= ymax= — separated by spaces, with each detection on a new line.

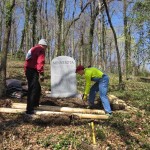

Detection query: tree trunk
xmin=0 ymin=4 xmax=4 ymax=52
xmin=97 ymin=18 xmax=103 ymax=68
xmin=55 ymin=0 xmax=64 ymax=56
xmin=31 ymin=0 xmax=37 ymax=46
xmin=102 ymin=13 xmax=106 ymax=70
xmin=71 ymin=24 xmax=75 ymax=58
xmin=44 ymin=0 xmax=50 ymax=63
xmin=55 ymin=0 xmax=92 ymax=57
xmin=88 ymin=2 xmax=99 ymax=66
xmin=128 ymin=29 xmax=132 ymax=74
xmin=19 ymin=0 xmax=29 ymax=51
xmin=79 ymin=1 xmax=85 ymax=65
xmin=61 ymin=0 xmax=66 ymax=55
xmin=109 ymin=41 xmax=112 ymax=73
xmin=39 ymin=0 xmax=43 ymax=39
xmin=123 ymin=0 xmax=129 ymax=79
xmin=98 ymin=12 xmax=106 ymax=70
xmin=0 ymin=0 xmax=15 ymax=97
xmin=102 ymin=0 xmax=123 ymax=87
xmin=79 ymin=31 xmax=84 ymax=65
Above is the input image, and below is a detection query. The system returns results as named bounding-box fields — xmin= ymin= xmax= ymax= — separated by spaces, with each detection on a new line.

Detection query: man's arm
xmin=37 ymin=50 xmax=45 ymax=81
xmin=84 ymin=74 xmax=91 ymax=95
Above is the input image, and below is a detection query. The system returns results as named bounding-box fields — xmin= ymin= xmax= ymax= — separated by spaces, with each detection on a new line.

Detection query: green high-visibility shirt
xmin=84 ymin=67 xmax=104 ymax=95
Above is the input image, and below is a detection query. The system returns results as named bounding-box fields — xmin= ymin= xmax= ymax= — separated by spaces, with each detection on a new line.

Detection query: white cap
xmin=38 ymin=39 xmax=47 ymax=46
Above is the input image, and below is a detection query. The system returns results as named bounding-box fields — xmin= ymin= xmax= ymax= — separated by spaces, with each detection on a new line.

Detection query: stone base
xmin=45 ymin=91 xmax=82 ymax=99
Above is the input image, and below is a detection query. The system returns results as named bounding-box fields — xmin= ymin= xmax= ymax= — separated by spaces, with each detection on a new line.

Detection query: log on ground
xmin=108 ymin=94 xmax=127 ymax=110
xmin=0 ymin=108 xmax=109 ymax=119
xmin=12 ymin=103 xmax=105 ymax=114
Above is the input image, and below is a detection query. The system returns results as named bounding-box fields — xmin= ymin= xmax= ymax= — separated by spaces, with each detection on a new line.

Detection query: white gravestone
xmin=51 ymin=56 xmax=77 ymax=98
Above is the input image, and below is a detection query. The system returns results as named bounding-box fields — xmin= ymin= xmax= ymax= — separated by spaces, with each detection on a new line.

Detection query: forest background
xmin=0 ymin=0 xmax=150 ymax=97
xmin=0 ymin=1 xmax=150 ymax=149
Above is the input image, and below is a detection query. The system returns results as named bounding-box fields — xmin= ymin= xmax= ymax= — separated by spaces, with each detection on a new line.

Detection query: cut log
xmin=0 ymin=107 xmax=24 ymax=113
xmin=108 ymin=95 xmax=125 ymax=104
xmin=108 ymin=94 xmax=127 ymax=110
xmin=0 ymin=108 xmax=109 ymax=119
xmin=12 ymin=103 xmax=105 ymax=114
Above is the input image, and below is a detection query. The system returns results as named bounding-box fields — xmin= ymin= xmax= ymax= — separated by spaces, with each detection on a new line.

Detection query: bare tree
xmin=102 ymin=0 xmax=123 ymax=87
xmin=54 ymin=0 xmax=93 ymax=57
xmin=0 ymin=0 xmax=15 ymax=97
xmin=78 ymin=0 xmax=86 ymax=65
xmin=31 ymin=0 xmax=37 ymax=46
xmin=0 ymin=1 xmax=4 ymax=52
xmin=10 ymin=19 xmax=17 ymax=57
xmin=54 ymin=0 xmax=65 ymax=56
xmin=19 ymin=0 xmax=29 ymax=51
xmin=87 ymin=1 xmax=99 ymax=66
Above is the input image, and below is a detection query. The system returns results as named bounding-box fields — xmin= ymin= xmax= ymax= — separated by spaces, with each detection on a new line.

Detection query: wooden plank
xmin=0 ymin=108 xmax=109 ymax=119
xmin=12 ymin=103 xmax=105 ymax=114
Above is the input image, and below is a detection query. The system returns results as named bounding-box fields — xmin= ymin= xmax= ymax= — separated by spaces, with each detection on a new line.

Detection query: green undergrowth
xmin=109 ymin=78 xmax=150 ymax=111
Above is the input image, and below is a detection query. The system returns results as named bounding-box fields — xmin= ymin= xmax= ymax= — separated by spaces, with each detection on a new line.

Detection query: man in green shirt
xmin=76 ymin=65 xmax=112 ymax=115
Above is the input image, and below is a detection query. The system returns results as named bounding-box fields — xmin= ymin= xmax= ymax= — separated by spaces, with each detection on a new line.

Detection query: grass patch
xmin=37 ymin=135 xmax=53 ymax=148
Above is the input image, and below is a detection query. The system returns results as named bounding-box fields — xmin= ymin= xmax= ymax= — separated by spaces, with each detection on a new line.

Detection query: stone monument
xmin=50 ymin=56 xmax=77 ymax=98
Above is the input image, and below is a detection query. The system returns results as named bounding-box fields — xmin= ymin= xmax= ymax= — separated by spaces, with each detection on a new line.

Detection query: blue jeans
xmin=89 ymin=75 xmax=112 ymax=113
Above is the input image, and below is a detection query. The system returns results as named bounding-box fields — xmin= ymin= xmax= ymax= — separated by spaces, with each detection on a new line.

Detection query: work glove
xmin=39 ymin=73 xmax=44 ymax=82
xmin=82 ymin=94 xmax=87 ymax=101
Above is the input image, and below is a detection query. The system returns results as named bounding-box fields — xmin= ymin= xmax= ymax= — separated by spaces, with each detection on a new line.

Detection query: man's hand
xmin=82 ymin=94 xmax=87 ymax=101
xmin=39 ymin=73 xmax=44 ymax=82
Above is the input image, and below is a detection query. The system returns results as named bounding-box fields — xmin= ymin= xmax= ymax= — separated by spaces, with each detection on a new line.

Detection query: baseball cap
xmin=76 ymin=65 xmax=84 ymax=73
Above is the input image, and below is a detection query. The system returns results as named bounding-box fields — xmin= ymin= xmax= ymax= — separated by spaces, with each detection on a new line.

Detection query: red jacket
xmin=24 ymin=44 xmax=45 ymax=74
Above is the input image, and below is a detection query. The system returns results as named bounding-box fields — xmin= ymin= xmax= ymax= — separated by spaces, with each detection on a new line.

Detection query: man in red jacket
xmin=24 ymin=39 xmax=47 ymax=114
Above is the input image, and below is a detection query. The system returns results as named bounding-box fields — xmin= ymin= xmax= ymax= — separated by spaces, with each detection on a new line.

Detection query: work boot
xmin=105 ymin=112 xmax=113 ymax=117
xmin=34 ymin=105 xmax=39 ymax=110
xmin=26 ymin=110 xmax=35 ymax=115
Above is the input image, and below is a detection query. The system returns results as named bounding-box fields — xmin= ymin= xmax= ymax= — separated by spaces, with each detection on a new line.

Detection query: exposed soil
xmin=0 ymin=95 xmax=107 ymax=150
xmin=0 ymin=93 xmax=149 ymax=149
xmin=1 ymin=60 xmax=149 ymax=149
xmin=0 ymin=93 xmax=105 ymax=111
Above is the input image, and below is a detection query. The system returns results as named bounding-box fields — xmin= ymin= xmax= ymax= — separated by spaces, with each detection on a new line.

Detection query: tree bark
xmin=0 ymin=2 xmax=4 ymax=52
xmin=19 ymin=0 xmax=29 ymax=51
xmin=55 ymin=0 xmax=64 ymax=56
xmin=102 ymin=12 xmax=106 ymax=70
xmin=123 ymin=0 xmax=129 ymax=79
xmin=102 ymin=0 xmax=123 ymax=87
xmin=88 ymin=2 xmax=99 ymax=66
xmin=0 ymin=0 xmax=15 ymax=97
xmin=31 ymin=0 xmax=37 ymax=46
xmin=55 ymin=0 xmax=92 ymax=57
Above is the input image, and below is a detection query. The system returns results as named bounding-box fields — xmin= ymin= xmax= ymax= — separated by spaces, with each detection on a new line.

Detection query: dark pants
xmin=26 ymin=68 xmax=41 ymax=113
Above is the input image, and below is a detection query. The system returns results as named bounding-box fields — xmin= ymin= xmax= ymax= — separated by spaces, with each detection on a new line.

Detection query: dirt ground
xmin=0 ymin=95 xmax=109 ymax=150
xmin=0 ymin=93 xmax=105 ymax=112
xmin=1 ymin=60 xmax=149 ymax=149
xmin=0 ymin=94 xmax=149 ymax=150
xmin=0 ymin=94 xmax=105 ymax=125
